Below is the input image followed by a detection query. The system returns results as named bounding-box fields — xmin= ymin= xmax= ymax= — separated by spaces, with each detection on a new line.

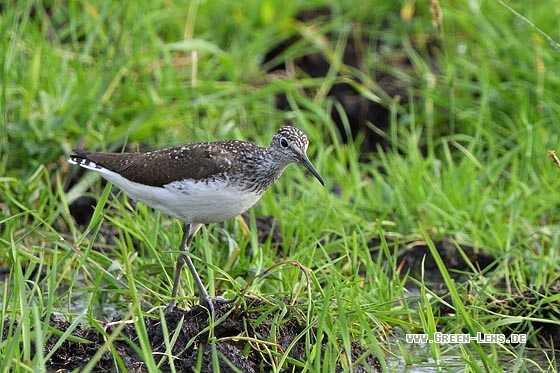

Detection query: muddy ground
xmin=3 ymin=299 xmax=381 ymax=372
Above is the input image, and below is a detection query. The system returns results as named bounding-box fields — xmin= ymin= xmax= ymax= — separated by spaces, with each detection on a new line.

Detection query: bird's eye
xmin=280 ymin=138 xmax=289 ymax=148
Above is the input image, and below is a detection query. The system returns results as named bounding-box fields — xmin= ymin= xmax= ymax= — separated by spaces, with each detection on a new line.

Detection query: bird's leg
xmin=165 ymin=223 xmax=236 ymax=317
xmin=166 ymin=223 xmax=211 ymax=313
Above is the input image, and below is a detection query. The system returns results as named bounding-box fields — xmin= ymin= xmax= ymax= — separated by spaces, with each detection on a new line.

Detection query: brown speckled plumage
xmin=70 ymin=126 xmax=322 ymax=193
xmin=72 ymin=141 xmax=252 ymax=188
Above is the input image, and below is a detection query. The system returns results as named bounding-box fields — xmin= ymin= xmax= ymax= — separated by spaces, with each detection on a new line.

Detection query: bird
xmin=68 ymin=126 xmax=324 ymax=316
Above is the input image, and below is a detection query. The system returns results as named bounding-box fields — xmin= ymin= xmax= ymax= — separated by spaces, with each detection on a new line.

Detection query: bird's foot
xmin=165 ymin=295 xmax=237 ymax=317
xmin=200 ymin=294 xmax=238 ymax=319
xmin=165 ymin=299 xmax=177 ymax=313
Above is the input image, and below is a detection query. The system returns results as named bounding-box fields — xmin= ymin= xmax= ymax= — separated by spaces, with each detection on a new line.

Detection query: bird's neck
xmin=237 ymin=149 xmax=287 ymax=194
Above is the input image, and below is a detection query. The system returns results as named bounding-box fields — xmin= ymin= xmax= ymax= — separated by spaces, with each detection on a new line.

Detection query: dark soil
xmin=4 ymin=298 xmax=381 ymax=372
xmin=393 ymin=237 xmax=496 ymax=283
xmin=431 ymin=283 xmax=560 ymax=349
xmin=263 ymin=7 xmax=440 ymax=154
xmin=486 ymin=285 xmax=560 ymax=348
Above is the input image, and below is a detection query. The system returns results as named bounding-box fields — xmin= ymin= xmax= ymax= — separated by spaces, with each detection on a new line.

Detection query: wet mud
xmin=3 ymin=299 xmax=381 ymax=372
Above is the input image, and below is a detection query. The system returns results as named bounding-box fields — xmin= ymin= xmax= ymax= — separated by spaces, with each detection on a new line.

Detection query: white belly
xmin=98 ymin=169 xmax=262 ymax=223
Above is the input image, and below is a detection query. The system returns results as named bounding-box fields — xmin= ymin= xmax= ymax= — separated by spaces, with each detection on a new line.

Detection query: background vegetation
xmin=1 ymin=0 xmax=560 ymax=371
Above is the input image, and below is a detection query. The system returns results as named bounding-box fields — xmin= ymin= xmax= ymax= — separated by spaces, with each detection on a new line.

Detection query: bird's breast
xmin=161 ymin=178 xmax=263 ymax=223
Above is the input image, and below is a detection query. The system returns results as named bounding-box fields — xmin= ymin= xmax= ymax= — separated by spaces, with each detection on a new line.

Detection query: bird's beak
xmin=300 ymin=155 xmax=325 ymax=186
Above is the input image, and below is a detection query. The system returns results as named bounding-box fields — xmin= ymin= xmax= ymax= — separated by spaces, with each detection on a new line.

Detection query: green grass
xmin=2 ymin=0 xmax=560 ymax=371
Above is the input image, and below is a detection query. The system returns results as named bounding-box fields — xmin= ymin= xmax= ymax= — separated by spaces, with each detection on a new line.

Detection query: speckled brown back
xmin=71 ymin=140 xmax=264 ymax=187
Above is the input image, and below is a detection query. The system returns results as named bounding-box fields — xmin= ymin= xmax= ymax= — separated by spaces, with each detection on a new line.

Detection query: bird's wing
xmin=71 ymin=143 xmax=240 ymax=187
